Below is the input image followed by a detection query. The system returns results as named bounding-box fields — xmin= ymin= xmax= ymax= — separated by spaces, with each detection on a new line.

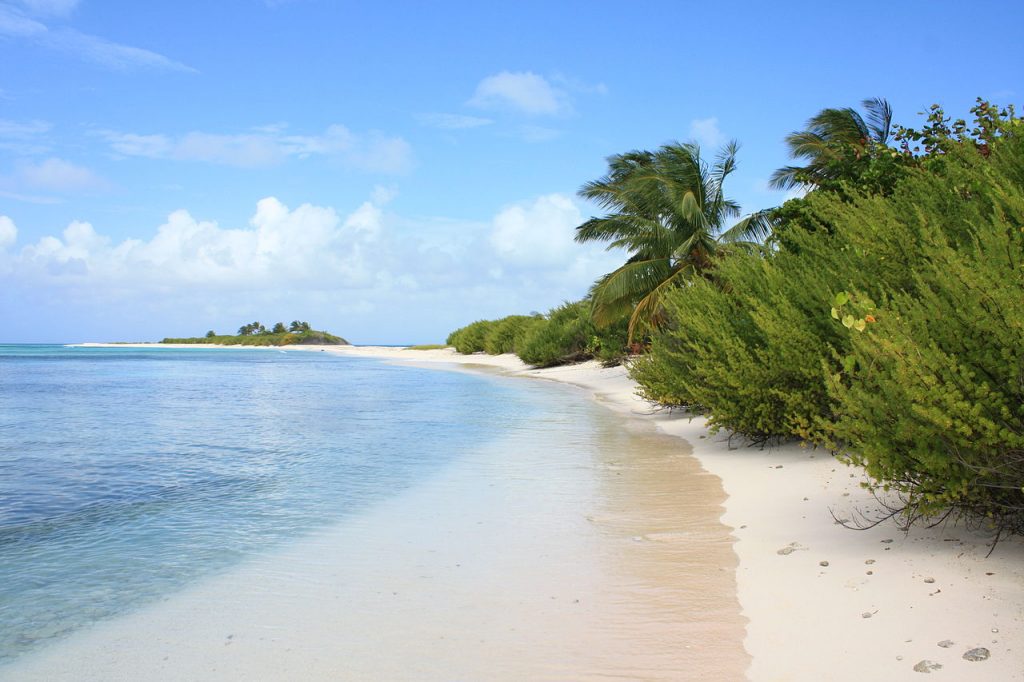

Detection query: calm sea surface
xmin=0 ymin=345 xmax=537 ymax=663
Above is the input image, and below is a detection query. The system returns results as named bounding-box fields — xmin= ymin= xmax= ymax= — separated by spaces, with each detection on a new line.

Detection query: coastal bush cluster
xmin=446 ymin=301 xmax=628 ymax=367
xmin=444 ymin=99 xmax=1023 ymax=535
xmin=633 ymin=108 xmax=1024 ymax=534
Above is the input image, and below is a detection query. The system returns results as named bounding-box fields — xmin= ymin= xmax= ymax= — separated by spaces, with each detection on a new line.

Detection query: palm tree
xmin=576 ymin=140 xmax=773 ymax=341
xmin=770 ymin=97 xmax=893 ymax=191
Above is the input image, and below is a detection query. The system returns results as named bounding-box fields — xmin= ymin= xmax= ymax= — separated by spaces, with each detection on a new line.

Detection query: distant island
xmin=163 ymin=320 xmax=349 ymax=346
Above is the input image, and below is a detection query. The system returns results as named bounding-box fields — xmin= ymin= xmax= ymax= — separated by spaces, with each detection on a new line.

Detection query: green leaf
xmin=830 ymin=307 xmax=840 ymax=320
xmin=842 ymin=314 xmax=855 ymax=328
xmin=854 ymin=318 xmax=867 ymax=332
xmin=834 ymin=291 xmax=850 ymax=307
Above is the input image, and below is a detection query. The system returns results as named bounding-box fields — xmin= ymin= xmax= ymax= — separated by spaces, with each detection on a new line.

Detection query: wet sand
xmin=6 ymin=364 xmax=746 ymax=681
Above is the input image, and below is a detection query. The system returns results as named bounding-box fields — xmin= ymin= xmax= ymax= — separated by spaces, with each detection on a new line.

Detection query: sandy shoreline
xmin=320 ymin=345 xmax=1024 ymax=681
xmin=48 ymin=344 xmax=1024 ymax=679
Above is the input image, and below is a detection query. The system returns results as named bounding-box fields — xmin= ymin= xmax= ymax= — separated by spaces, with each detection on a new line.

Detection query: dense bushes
xmin=517 ymin=300 xmax=628 ymax=367
xmin=445 ymin=300 xmax=628 ymax=368
xmin=633 ymin=121 xmax=1024 ymax=531
xmin=827 ymin=141 xmax=1024 ymax=533
xmin=484 ymin=315 xmax=544 ymax=355
xmin=445 ymin=320 xmax=494 ymax=354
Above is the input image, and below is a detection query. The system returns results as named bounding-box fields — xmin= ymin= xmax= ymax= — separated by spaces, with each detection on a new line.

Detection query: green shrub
xmin=826 ymin=138 xmax=1024 ymax=533
xmin=446 ymin=320 xmax=495 ymax=354
xmin=632 ymin=246 xmax=851 ymax=442
xmin=516 ymin=301 xmax=628 ymax=367
xmin=483 ymin=315 xmax=543 ymax=355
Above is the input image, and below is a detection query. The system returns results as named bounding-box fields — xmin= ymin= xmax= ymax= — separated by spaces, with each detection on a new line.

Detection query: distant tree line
xmin=220 ymin=320 xmax=313 ymax=337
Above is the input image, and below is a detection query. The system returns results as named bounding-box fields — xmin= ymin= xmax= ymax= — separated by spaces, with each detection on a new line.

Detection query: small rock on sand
xmin=865 ymin=559 xmax=876 ymax=565
xmin=937 ymin=640 xmax=954 ymax=648
xmin=819 ymin=560 xmax=829 ymax=567
xmin=923 ymin=577 xmax=936 ymax=583
xmin=777 ymin=542 xmax=806 ymax=556
xmin=963 ymin=647 xmax=990 ymax=662
xmin=861 ymin=612 xmax=873 ymax=618
xmin=913 ymin=660 xmax=942 ymax=673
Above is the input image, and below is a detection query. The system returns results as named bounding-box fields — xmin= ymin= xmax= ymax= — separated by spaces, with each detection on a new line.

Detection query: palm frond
xmin=590 ymin=258 xmax=673 ymax=327
xmin=626 ymin=265 xmax=693 ymax=341
xmin=718 ymin=209 xmax=777 ymax=243
xmin=861 ymin=97 xmax=893 ymax=144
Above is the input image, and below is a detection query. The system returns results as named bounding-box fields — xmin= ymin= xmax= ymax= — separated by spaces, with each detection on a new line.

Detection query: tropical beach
xmin=2 ymin=1 xmax=1023 ymax=680
xmin=2 ymin=344 xmax=1020 ymax=680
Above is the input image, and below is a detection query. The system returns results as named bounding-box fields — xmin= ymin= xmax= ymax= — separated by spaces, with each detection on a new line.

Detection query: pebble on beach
xmin=962 ymin=647 xmax=990 ymax=662
xmin=913 ymin=660 xmax=942 ymax=673
xmin=937 ymin=639 xmax=954 ymax=648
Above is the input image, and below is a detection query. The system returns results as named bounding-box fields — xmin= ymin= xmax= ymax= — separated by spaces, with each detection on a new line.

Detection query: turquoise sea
xmin=0 ymin=345 xmax=545 ymax=664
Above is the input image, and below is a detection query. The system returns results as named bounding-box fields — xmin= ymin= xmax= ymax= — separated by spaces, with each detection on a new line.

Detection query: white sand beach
xmin=320 ymin=345 xmax=1024 ymax=681
xmin=39 ymin=343 xmax=1024 ymax=680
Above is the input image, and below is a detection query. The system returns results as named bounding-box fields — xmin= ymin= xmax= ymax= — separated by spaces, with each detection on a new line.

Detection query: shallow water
xmin=0 ymin=347 xmax=747 ymax=680
xmin=0 ymin=345 xmax=537 ymax=662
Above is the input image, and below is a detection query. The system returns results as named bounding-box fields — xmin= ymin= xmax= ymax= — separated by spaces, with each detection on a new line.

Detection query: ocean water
xmin=0 ymin=345 xmax=539 ymax=664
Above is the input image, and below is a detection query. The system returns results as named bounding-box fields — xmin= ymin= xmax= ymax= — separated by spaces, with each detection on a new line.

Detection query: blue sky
xmin=1 ymin=0 xmax=1021 ymax=343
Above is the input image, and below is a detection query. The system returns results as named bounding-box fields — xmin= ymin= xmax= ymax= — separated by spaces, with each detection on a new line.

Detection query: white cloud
xmin=0 ymin=4 xmax=193 ymax=72
xmin=99 ymin=124 xmax=413 ymax=172
xmin=490 ymin=193 xmax=582 ymax=267
xmin=469 ymin=71 xmax=569 ymax=116
xmin=17 ymin=157 xmax=110 ymax=191
xmin=13 ymin=196 xmax=385 ymax=289
xmin=689 ymin=117 xmax=725 ymax=150
xmin=1 ymin=192 xmax=627 ymax=343
xmin=0 ymin=216 xmax=17 ymax=250
xmin=416 ymin=113 xmax=493 ymax=130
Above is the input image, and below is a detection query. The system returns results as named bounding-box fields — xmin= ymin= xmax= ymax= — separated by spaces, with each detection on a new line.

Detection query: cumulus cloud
xmin=469 ymin=71 xmax=569 ymax=116
xmin=689 ymin=117 xmax=726 ymax=150
xmin=490 ymin=193 xmax=583 ymax=267
xmin=2 ymin=192 xmax=626 ymax=343
xmin=15 ymin=196 xmax=390 ymax=289
xmin=0 ymin=216 xmax=17 ymax=250
xmin=416 ymin=113 xmax=493 ymax=130
xmin=99 ymin=124 xmax=413 ymax=172
xmin=0 ymin=3 xmax=193 ymax=72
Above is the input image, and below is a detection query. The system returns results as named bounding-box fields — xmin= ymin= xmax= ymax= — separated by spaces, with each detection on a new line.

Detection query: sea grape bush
xmin=632 ymin=114 xmax=1024 ymax=532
